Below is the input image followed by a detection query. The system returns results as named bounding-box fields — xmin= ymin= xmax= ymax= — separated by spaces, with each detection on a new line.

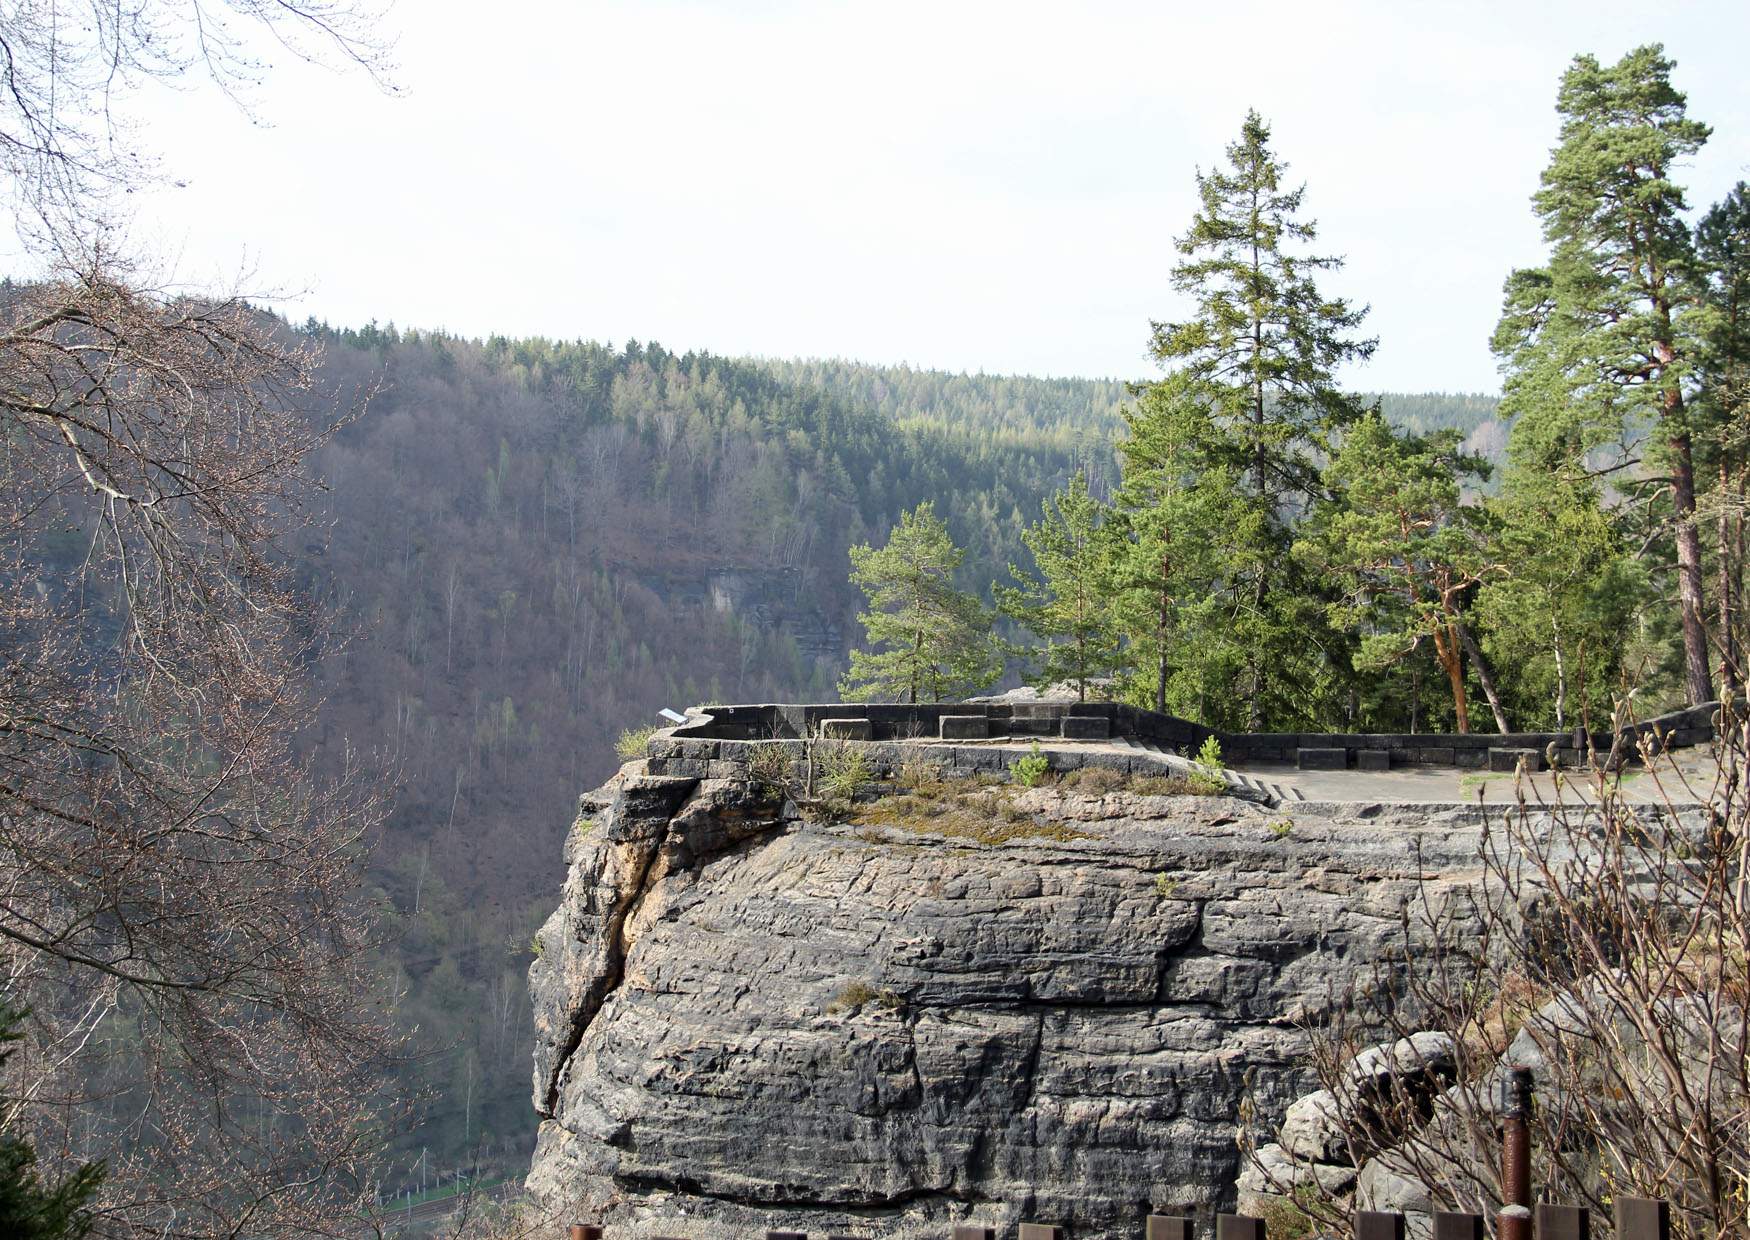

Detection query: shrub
xmin=1194 ymin=734 xmax=1224 ymax=772
xmin=1012 ymin=741 xmax=1051 ymax=787
xmin=1059 ymin=765 xmax=1126 ymax=795
xmin=615 ymin=725 xmax=660 ymax=761
xmin=817 ymin=741 xmax=872 ymax=799
xmin=746 ymin=742 xmax=791 ymax=790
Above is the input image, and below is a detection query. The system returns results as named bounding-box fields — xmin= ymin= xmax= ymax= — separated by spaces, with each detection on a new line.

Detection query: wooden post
xmin=1356 ymin=1213 xmax=1406 ymax=1240
xmin=1432 ymin=1213 xmax=1486 ymax=1240
xmin=1019 ymin=1226 xmax=1066 ymax=1240
xmin=1536 ymin=1205 xmax=1590 ymax=1240
xmin=1147 ymin=1216 xmax=1194 ymax=1240
xmin=954 ymin=1228 xmax=996 ymax=1240
xmin=1217 ymin=1216 xmax=1266 ymax=1240
xmin=1615 ymin=1199 xmax=1670 ymax=1240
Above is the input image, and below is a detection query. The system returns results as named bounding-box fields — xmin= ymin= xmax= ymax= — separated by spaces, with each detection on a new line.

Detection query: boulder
xmin=1280 ymin=1088 xmax=1349 ymax=1163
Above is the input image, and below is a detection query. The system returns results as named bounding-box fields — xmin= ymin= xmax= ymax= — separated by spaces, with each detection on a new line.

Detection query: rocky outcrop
xmin=527 ymin=767 xmax=1499 ymax=1238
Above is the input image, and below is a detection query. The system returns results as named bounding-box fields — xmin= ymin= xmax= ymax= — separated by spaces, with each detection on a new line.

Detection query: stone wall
xmin=672 ymin=701 xmax=1723 ymax=771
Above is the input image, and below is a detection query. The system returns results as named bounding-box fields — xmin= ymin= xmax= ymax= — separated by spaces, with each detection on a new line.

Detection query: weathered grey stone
xmin=1280 ymin=1088 xmax=1348 ymax=1163
xmin=1061 ymin=716 xmax=1111 ymax=740
xmin=526 ymin=768 xmax=1513 ymax=1239
xmin=1236 ymin=1142 xmax=1357 ymax=1214
xmin=819 ymin=718 xmax=873 ymax=741
xmin=1357 ymin=750 xmax=1392 ymax=771
xmin=939 ymin=714 xmax=989 ymax=740
xmin=1298 ymin=747 xmax=1348 ymax=770
xmin=1348 ymin=1032 xmax=1458 ymax=1086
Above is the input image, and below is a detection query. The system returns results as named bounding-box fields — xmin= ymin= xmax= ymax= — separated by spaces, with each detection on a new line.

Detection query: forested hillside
xmin=299 ymin=328 xmax=1499 ymax=1182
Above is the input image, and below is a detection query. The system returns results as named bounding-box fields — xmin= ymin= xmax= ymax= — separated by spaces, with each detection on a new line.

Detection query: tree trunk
xmin=1455 ymin=618 xmax=1510 ymax=733
xmin=1432 ymin=627 xmax=1471 ymax=733
xmin=1720 ymin=455 xmax=1743 ymax=698
xmin=1670 ymin=424 xmax=1717 ymax=705
xmin=1154 ymin=574 xmax=1169 ymax=714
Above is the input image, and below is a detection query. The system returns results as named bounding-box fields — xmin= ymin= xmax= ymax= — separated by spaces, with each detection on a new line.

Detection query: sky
xmin=106 ymin=0 xmax=1750 ymax=393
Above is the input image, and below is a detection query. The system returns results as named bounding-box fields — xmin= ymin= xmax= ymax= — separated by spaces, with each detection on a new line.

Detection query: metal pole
xmin=1499 ymin=1068 xmax=1534 ymax=1240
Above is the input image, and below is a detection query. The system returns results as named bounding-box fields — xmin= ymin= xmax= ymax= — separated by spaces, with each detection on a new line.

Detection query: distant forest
xmin=297 ymin=325 xmax=1503 ymax=1178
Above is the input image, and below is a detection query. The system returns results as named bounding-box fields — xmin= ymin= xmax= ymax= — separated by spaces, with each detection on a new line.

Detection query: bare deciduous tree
xmin=2 ymin=2 xmax=405 ymax=1234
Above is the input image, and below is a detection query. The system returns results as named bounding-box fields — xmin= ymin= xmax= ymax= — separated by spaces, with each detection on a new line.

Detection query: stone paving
xmin=909 ymin=733 xmax=1725 ymax=807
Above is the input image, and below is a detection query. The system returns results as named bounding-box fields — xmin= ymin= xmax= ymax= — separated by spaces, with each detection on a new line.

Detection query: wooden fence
xmin=560 ymin=1200 xmax=1673 ymax=1240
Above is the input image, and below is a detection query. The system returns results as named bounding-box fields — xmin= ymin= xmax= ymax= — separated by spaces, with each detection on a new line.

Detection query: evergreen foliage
xmin=997 ymin=473 xmax=1124 ymax=701
xmin=1492 ymin=44 xmax=1715 ymax=706
xmin=840 ymin=503 xmax=1001 ymax=703
xmin=0 ymin=1004 xmax=100 ymax=1240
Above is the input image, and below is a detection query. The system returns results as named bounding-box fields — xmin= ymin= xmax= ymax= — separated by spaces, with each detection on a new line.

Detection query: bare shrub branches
xmin=1248 ymin=721 xmax=1750 ymax=1240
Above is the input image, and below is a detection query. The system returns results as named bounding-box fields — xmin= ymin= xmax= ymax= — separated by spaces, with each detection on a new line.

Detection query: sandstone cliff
xmin=526 ymin=765 xmax=1495 ymax=1238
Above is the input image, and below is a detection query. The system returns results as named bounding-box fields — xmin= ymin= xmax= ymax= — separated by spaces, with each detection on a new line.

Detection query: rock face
xmin=527 ymin=767 xmax=1495 ymax=1238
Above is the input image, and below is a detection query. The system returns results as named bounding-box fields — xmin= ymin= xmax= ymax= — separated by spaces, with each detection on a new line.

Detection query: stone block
xmin=1356 ymin=749 xmax=1391 ymax=771
xmin=1671 ymin=726 xmax=1711 ymax=747
xmin=1453 ymin=748 xmax=1488 ymax=769
xmin=1488 ymin=747 xmax=1542 ymax=773
xmin=1415 ymin=747 xmax=1456 ymax=766
xmin=1297 ymin=746 xmax=1348 ymax=770
xmin=818 ymin=718 xmax=873 ymax=741
xmin=1061 ymin=715 xmax=1111 ymax=740
xmin=939 ymin=715 xmax=989 ymax=740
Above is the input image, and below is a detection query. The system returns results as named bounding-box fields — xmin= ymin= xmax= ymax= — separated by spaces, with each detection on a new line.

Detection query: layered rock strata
xmin=527 ymin=765 xmax=1502 ymax=1238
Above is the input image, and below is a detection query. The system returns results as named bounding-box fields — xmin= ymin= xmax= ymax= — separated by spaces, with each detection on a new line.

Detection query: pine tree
xmin=1297 ymin=416 xmax=1500 ymax=733
xmin=1140 ymin=109 xmax=1376 ymax=727
xmin=839 ymin=503 xmax=1000 ymax=704
xmin=1475 ymin=471 xmax=1643 ymax=731
xmin=1696 ymin=182 xmax=1750 ymax=695
xmin=997 ymin=472 xmax=1124 ymax=702
xmin=1492 ymin=45 xmax=1715 ymax=706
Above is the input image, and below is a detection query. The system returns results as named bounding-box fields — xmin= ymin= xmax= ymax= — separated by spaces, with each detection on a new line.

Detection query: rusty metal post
xmin=1615 ymin=1199 xmax=1670 ymax=1240
xmin=569 ymin=1227 xmax=603 ymax=1240
xmin=1499 ymin=1068 xmax=1534 ymax=1240
xmin=1356 ymin=1213 xmax=1406 ymax=1240
xmin=1433 ymin=1213 xmax=1485 ymax=1240
xmin=1147 ymin=1216 xmax=1194 ymax=1240
xmin=1217 ymin=1216 xmax=1265 ymax=1240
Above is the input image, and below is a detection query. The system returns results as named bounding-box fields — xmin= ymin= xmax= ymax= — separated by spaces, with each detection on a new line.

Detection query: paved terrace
xmin=665 ymin=700 xmax=1731 ymax=809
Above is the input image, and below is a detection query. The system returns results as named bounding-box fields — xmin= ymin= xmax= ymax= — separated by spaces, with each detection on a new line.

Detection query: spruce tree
xmin=1492 ymin=45 xmax=1715 ymax=706
xmin=997 ymin=472 xmax=1124 ymax=702
xmin=839 ymin=503 xmax=1000 ymax=704
xmin=1132 ymin=110 xmax=1373 ymax=727
xmin=1109 ymin=374 xmax=1239 ymax=716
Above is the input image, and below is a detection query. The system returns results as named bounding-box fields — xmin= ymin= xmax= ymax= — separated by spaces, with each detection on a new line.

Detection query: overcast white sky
xmin=115 ymin=0 xmax=1750 ymax=393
